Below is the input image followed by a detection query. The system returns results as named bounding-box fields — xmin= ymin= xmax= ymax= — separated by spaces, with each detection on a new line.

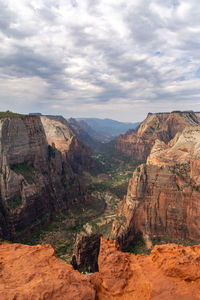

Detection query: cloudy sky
xmin=0 ymin=0 xmax=200 ymax=122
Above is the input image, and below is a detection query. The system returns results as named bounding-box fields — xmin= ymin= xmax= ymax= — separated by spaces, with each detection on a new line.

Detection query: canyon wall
xmin=115 ymin=111 xmax=200 ymax=160
xmin=68 ymin=118 xmax=99 ymax=150
xmin=71 ymin=234 xmax=101 ymax=273
xmin=0 ymin=115 xmax=93 ymax=240
xmin=41 ymin=116 xmax=94 ymax=172
xmin=113 ymin=126 xmax=200 ymax=247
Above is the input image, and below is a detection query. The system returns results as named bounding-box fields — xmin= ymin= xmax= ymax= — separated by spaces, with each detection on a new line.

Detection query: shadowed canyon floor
xmin=21 ymin=142 xmax=140 ymax=262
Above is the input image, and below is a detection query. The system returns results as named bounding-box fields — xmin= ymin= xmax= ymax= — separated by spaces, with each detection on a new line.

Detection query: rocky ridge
xmin=0 ymin=241 xmax=95 ymax=300
xmin=115 ymin=111 xmax=200 ymax=160
xmin=113 ymin=126 xmax=200 ymax=247
xmin=1 ymin=238 xmax=200 ymax=299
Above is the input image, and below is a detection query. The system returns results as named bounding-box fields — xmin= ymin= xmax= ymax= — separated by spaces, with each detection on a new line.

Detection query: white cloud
xmin=176 ymin=2 xmax=191 ymax=19
xmin=0 ymin=0 xmax=200 ymax=122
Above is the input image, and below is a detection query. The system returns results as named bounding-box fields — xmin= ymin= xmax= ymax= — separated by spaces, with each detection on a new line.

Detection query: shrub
xmin=7 ymin=194 xmax=22 ymax=210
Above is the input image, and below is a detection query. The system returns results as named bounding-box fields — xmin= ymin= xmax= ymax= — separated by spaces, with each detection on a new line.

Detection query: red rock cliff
xmin=113 ymin=126 xmax=200 ymax=247
xmin=115 ymin=111 xmax=200 ymax=161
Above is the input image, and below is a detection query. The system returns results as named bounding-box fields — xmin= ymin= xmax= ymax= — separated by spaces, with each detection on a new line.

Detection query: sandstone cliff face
xmin=113 ymin=126 xmax=200 ymax=247
xmin=41 ymin=116 xmax=95 ymax=172
xmin=0 ymin=115 xmax=90 ymax=240
xmin=1 ymin=239 xmax=200 ymax=300
xmin=71 ymin=234 xmax=101 ymax=273
xmin=115 ymin=111 xmax=200 ymax=160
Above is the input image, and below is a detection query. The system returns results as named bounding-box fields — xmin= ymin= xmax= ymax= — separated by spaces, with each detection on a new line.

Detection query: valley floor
xmin=22 ymin=147 xmax=141 ymax=262
xmin=20 ymin=146 xmax=200 ymax=262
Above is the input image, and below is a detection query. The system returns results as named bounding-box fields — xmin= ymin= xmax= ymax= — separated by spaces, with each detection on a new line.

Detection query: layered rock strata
xmin=113 ymin=126 xmax=200 ymax=247
xmin=41 ymin=116 xmax=94 ymax=172
xmin=0 ymin=115 xmax=92 ymax=240
xmin=115 ymin=111 xmax=200 ymax=160
xmin=1 ymin=239 xmax=200 ymax=299
xmin=71 ymin=234 xmax=101 ymax=272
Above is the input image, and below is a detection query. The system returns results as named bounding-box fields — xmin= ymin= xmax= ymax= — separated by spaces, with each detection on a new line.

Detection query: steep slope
xmin=115 ymin=111 xmax=200 ymax=160
xmin=113 ymin=126 xmax=200 ymax=248
xmin=71 ymin=234 xmax=101 ymax=273
xmin=1 ymin=239 xmax=200 ymax=300
xmin=41 ymin=116 xmax=94 ymax=172
xmin=30 ymin=113 xmax=96 ymax=162
xmin=68 ymin=118 xmax=99 ymax=150
xmin=0 ymin=114 xmax=91 ymax=240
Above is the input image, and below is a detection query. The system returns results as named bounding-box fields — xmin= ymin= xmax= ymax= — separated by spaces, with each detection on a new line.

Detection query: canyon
xmin=1 ymin=110 xmax=200 ymax=298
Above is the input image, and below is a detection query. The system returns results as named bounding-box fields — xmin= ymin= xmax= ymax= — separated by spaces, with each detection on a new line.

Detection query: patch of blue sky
xmin=71 ymin=0 xmax=78 ymax=8
xmin=180 ymin=69 xmax=200 ymax=81
xmin=179 ymin=72 xmax=193 ymax=81
xmin=172 ymin=1 xmax=179 ymax=8
xmin=195 ymin=68 xmax=200 ymax=78
xmin=175 ymin=57 xmax=193 ymax=65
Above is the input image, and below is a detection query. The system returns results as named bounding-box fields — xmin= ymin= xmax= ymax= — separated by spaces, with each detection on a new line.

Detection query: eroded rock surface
xmin=91 ymin=238 xmax=152 ymax=300
xmin=115 ymin=111 xmax=200 ymax=160
xmin=1 ymin=239 xmax=200 ymax=300
xmin=113 ymin=126 xmax=200 ymax=247
xmin=41 ymin=116 xmax=94 ymax=172
xmin=91 ymin=238 xmax=200 ymax=300
xmin=0 ymin=115 xmax=92 ymax=240
xmin=0 ymin=242 xmax=95 ymax=300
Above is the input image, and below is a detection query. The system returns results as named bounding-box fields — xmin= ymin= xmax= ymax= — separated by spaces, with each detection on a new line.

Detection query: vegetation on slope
xmin=21 ymin=140 xmax=143 ymax=261
xmin=0 ymin=111 xmax=27 ymax=119
xmin=10 ymin=163 xmax=35 ymax=184
xmin=22 ymin=198 xmax=105 ymax=262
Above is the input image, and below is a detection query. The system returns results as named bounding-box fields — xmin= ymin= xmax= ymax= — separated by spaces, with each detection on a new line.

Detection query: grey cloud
xmin=0 ymin=0 xmax=200 ymax=121
xmin=0 ymin=1 xmax=37 ymax=39
xmin=0 ymin=46 xmax=64 ymax=79
xmin=0 ymin=1 xmax=16 ymax=32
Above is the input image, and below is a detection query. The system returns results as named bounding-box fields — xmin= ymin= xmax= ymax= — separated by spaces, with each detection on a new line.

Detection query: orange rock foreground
xmin=1 ymin=238 xmax=200 ymax=300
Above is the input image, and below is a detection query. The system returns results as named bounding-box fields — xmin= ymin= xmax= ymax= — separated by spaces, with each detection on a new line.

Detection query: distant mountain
xmin=29 ymin=114 xmax=140 ymax=146
xmin=67 ymin=118 xmax=100 ymax=150
xmin=76 ymin=118 xmax=140 ymax=142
